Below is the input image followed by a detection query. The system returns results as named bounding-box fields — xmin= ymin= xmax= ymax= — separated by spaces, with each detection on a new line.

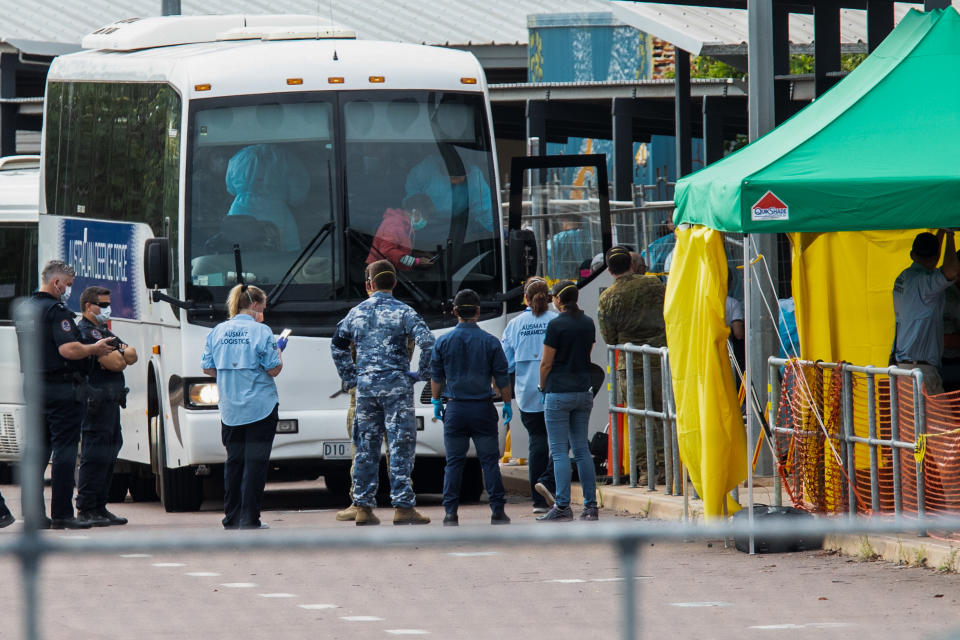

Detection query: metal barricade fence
xmin=606 ymin=344 xmax=683 ymax=500
xmin=7 ymin=301 xmax=960 ymax=640
xmin=768 ymin=357 xmax=930 ymax=527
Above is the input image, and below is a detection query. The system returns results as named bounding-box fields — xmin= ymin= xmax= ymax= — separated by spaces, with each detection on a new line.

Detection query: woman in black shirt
xmin=536 ymin=280 xmax=598 ymax=521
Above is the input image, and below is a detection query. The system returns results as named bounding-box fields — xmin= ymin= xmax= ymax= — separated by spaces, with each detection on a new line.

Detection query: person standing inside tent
xmin=893 ymin=230 xmax=959 ymax=395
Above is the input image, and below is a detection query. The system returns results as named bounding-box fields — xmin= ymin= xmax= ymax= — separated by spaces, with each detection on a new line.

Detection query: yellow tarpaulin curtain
xmin=790 ymin=229 xmax=923 ymax=475
xmin=664 ymin=225 xmax=745 ymax=518
xmin=790 ymin=230 xmax=920 ymax=366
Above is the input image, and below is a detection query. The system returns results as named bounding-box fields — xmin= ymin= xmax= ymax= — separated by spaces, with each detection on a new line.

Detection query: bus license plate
xmin=323 ymin=441 xmax=351 ymax=459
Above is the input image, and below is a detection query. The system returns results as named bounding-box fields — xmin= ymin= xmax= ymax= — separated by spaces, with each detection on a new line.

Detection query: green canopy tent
xmin=666 ymin=7 xmax=960 ymax=538
xmin=675 ymin=7 xmax=960 ymax=233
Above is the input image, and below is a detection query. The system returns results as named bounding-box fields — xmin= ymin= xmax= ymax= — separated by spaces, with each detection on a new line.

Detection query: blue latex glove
xmin=501 ymin=402 xmax=513 ymax=425
xmin=404 ymin=370 xmax=421 ymax=382
xmin=431 ymin=397 xmax=444 ymax=421
xmin=276 ymin=337 xmax=288 ymax=352
xmin=540 ymin=390 xmax=546 ymax=405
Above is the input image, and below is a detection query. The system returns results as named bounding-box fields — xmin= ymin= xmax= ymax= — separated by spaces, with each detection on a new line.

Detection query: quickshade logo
xmin=751 ymin=191 xmax=789 ymax=221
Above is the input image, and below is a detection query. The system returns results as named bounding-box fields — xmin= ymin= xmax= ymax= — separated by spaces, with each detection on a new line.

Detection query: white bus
xmin=40 ymin=15 xmax=513 ymax=510
xmin=0 ymin=155 xmax=40 ymax=483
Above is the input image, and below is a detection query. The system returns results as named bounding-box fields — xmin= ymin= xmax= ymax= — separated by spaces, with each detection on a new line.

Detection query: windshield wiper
xmin=266 ymin=220 xmax=335 ymax=309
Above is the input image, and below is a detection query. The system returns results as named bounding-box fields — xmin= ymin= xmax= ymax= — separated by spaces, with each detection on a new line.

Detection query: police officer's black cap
xmin=912 ymin=232 xmax=939 ymax=258
xmin=453 ymin=289 xmax=480 ymax=310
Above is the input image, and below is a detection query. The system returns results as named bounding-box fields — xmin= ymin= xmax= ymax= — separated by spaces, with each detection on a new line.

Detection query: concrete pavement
xmin=499 ymin=462 xmax=960 ymax=571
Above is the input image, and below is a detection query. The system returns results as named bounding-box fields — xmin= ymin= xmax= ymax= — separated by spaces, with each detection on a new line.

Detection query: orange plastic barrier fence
xmin=775 ymin=360 xmax=960 ymax=528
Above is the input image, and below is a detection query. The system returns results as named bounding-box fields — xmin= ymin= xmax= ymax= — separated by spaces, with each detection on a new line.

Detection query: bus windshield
xmin=186 ymin=91 xmax=500 ymax=334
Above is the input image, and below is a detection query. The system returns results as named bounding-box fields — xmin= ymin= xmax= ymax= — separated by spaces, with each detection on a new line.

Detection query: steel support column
xmin=0 ymin=54 xmax=17 ymax=157
xmin=748 ymin=0 xmax=775 ymax=140
xmin=773 ymin=5 xmax=791 ymax=125
xmin=525 ymin=99 xmax=548 ymax=155
xmin=814 ymin=2 xmax=841 ymax=97
xmin=701 ymin=96 xmax=725 ymax=166
xmin=867 ymin=1 xmax=895 ymax=52
xmin=612 ymin=98 xmax=636 ymax=202
xmin=674 ymin=49 xmax=692 ymax=178
xmin=747 ymin=0 xmax=777 ymax=478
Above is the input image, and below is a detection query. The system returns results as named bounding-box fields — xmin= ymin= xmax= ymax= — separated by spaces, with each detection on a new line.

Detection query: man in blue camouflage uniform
xmin=331 ymin=259 xmax=435 ymax=525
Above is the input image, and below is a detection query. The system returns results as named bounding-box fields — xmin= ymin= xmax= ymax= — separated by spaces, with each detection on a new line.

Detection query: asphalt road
xmin=1 ymin=480 xmax=960 ymax=640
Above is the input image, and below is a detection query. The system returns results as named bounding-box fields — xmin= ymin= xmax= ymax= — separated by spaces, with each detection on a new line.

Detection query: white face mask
xmin=96 ymin=305 xmax=111 ymax=323
xmin=60 ymin=283 xmax=72 ymax=305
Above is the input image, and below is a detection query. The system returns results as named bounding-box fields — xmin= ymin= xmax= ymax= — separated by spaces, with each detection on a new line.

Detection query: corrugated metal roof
xmin=0 ymin=0 xmax=940 ymax=56
xmin=610 ymin=1 xmax=935 ymax=55
xmin=0 ymin=0 xmax=614 ymax=47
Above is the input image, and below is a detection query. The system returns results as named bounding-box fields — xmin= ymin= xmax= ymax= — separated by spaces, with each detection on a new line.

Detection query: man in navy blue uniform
xmin=76 ymin=286 xmax=138 ymax=526
xmin=331 ymin=260 xmax=435 ymax=526
xmin=15 ymin=260 xmax=116 ymax=529
xmin=430 ymin=289 xmax=512 ymax=526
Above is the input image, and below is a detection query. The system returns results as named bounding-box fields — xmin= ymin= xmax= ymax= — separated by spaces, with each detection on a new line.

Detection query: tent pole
xmin=743 ymin=234 xmax=756 ymax=554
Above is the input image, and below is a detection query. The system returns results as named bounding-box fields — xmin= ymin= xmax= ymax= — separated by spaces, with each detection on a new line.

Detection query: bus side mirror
xmin=507 ymin=229 xmax=538 ymax=283
xmin=144 ymin=237 xmax=172 ymax=289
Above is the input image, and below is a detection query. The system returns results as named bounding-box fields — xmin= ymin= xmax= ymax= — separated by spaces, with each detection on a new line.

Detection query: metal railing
xmin=768 ymin=357 xmax=930 ymax=526
xmin=7 ymin=308 xmax=960 ymax=640
xmin=606 ymin=344 xmax=684 ymax=500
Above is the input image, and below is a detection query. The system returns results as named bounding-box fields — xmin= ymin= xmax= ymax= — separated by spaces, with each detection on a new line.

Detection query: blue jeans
xmin=544 ymin=391 xmax=597 ymax=508
xmin=442 ymin=400 xmax=506 ymax=514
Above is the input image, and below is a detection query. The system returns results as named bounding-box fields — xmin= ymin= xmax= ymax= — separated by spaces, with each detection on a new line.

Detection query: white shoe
xmin=533 ymin=506 xmax=549 ymax=514
xmin=535 ymin=483 xmax=555 ymax=508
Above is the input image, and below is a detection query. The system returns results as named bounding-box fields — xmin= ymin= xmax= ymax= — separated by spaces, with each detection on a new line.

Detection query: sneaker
xmin=336 ymin=504 xmax=359 ymax=522
xmin=76 ymin=510 xmax=112 ymax=527
xmin=50 ymin=517 xmax=93 ymax=530
xmin=355 ymin=506 xmax=380 ymax=526
xmin=443 ymin=513 xmax=459 ymax=527
xmin=490 ymin=509 xmax=511 ymax=525
xmin=579 ymin=506 xmax=599 ymax=521
xmin=536 ymin=505 xmax=573 ymax=522
xmin=98 ymin=507 xmax=128 ymax=526
xmin=534 ymin=483 xmax=555 ymax=508
xmin=393 ymin=507 xmax=430 ymax=525
xmin=0 ymin=508 xmax=14 ymax=529
xmin=532 ymin=506 xmax=549 ymax=514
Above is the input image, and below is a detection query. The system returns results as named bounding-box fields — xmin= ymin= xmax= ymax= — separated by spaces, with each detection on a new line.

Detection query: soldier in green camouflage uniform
xmin=597 ymin=246 xmax=667 ymax=481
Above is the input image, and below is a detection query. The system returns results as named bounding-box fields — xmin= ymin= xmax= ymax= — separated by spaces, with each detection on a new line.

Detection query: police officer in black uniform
xmin=76 ymin=286 xmax=138 ymax=526
xmin=16 ymin=260 xmax=116 ymax=529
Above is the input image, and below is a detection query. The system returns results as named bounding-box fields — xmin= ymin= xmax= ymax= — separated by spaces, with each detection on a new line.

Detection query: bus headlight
xmin=186 ymin=382 xmax=219 ymax=408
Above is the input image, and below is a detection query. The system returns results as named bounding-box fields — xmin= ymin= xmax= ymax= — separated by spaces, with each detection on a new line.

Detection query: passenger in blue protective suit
xmin=547 ymin=217 xmax=593 ymax=280
xmin=201 ymin=284 xmax=284 ymax=530
xmin=405 ymin=152 xmax=494 ymax=237
xmin=226 ymin=144 xmax=310 ymax=252
xmin=330 ymin=260 xmax=435 ymax=526
xmin=501 ymin=277 xmax=558 ymax=513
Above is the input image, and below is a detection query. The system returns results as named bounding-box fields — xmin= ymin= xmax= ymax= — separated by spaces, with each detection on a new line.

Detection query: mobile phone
xmin=279 ymin=329 xmax=292 ymax=340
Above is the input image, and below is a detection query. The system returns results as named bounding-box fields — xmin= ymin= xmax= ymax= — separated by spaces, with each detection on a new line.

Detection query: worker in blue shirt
xmin=331 ymin=260 xmax=435 ymax=526
xmin=430 ymin=289 xmax=512 ymax=526
xmin=201 ymin=284 xmax=284 ymax=529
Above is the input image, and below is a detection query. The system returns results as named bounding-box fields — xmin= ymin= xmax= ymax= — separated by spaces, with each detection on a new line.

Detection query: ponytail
xmin=226 ymin=284 xmax=266 ymax=318
xmin=524 ymin=278 xmax=550 ymax=317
